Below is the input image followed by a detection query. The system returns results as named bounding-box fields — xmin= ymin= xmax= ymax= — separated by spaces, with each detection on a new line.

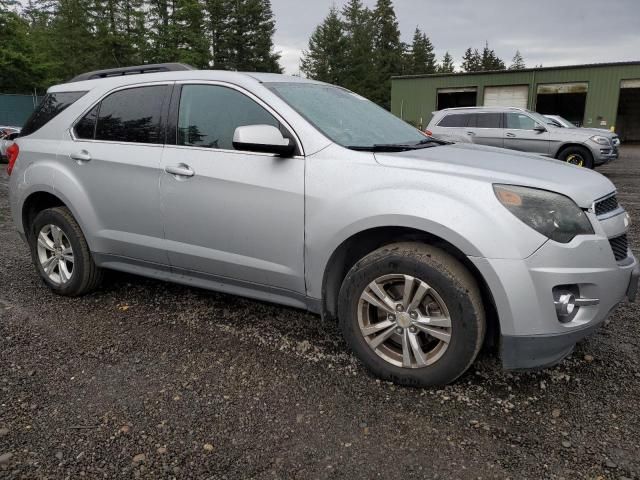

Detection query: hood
xmin=374 ymin=143 xmax=615 ymax=208
xmin=575 ymin=127 xmax=617 ymax=136
xmin=547 ymin=125 xmax=616 ymax=140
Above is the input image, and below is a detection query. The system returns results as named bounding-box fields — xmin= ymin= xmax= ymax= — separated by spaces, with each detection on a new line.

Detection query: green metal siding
xmin=0 ymin=94 xmax=41 ymax=127
xmin=391 ymin=63 xmax=640 ymax=131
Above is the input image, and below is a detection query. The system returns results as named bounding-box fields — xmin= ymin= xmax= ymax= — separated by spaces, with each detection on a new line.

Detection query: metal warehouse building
xmin=391 ymin=61 xmax=640 ymax=142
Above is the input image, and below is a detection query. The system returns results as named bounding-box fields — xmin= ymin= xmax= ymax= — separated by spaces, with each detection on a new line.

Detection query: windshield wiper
xmin=347 ymin=138 xmax=447 ymax=152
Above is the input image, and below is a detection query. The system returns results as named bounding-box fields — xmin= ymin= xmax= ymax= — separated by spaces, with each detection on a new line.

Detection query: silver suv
xmin=427 ymin=107 xmax=619 ymax=169
xmin=7 ymin=64 xmax=639 ymax=386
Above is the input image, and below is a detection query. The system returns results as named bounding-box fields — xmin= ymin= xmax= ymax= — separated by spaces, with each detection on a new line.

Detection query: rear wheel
xmin=338 ymin=243 xmax=485 ymax=387
xmin=29 ymin=207 xmax=102 ymax=296
xmin=559 ymin=146 xmax=594 ymax=169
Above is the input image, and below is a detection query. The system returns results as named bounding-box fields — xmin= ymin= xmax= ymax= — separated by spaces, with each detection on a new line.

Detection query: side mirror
xmin=533 ymin=124 xmax=547 ymax=133
xmin=232 ymin=125 xmax=296 ymax=156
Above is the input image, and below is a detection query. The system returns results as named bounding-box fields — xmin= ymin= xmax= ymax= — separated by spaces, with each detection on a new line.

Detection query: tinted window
xmin=177 ymin=85 xmax=280 ymax=150
xmin=438 ymin=113 xmax=468 ymax=128
xmin=74 ymin=105 xmax=99 ymax=139
xmin=95 ymin=85 xmax=168 ymax=144
xmin=473 ymin=113 xmax=502 ymax=128
xmin=506 ymin=112 xmax=536 ymax=130
xmin=21 ymin=91 xmax=87 ymax=136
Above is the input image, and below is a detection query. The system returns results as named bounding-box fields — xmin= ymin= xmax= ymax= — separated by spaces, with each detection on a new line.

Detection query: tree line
xmin=301 ymin=0 xmax=527 ymax=109
xmin=1 ymin=0 xmax=528 ymax=110
xmin=0 ymin=0 xmax=281 ymax=94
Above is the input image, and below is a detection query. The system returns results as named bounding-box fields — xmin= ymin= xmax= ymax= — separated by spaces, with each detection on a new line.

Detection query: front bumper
xmin=592 ymin=145 xmax=619 ymax=165
xmin=470 ymin=231 xmax=638 ymax=370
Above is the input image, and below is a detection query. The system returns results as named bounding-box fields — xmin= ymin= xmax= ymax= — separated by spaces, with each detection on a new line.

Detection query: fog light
xmin=555 ymin=293 xmax=576 ymax=316
xmin=553 ymin=285 xmax=600 ymax=323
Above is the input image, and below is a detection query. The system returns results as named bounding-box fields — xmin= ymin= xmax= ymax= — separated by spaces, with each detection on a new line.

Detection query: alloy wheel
xmin=357 ymin=274 xmax=452 ymax=368
xmin=36 ymin=224 xmax=74 ymax=285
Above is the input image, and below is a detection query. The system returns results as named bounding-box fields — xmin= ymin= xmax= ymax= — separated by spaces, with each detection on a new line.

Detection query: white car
xmin=0 ymin=127 xmax=20 ymax=160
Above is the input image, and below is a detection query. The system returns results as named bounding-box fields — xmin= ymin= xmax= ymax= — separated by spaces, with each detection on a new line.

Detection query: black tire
xmin=558 ymin=146 xmax=594 ymax=169
xmin=29 ymin=207 xmax=102 ymax=296
xmin=338 ymin=242 xmax=485 ymax=387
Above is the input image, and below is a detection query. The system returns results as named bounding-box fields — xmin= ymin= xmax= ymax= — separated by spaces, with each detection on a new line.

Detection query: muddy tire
xmin=338 ymin=242 xmax=485 ymax=387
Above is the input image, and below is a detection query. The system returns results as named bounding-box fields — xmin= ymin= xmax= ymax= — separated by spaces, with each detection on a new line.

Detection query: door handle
xmin=165 ymin=164 xmax=195 ymax=178
xmin=506 ymin=132 xmax=516 ymax=138
xmin=466 ymin=131 xmax=476 ymax=136
xmin=70 ymin=150 xmax=91 ymax=162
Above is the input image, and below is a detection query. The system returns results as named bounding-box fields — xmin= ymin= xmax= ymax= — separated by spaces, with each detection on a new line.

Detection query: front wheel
xmin=338 ymin=243 xmax=485 ymax=387
xmin=559 ymin=146 xmax=594 ymax=169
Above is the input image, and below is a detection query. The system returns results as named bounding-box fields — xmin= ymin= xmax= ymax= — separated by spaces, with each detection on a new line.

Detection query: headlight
xmin=590 ymin=135 xmax=611 ymax=146
xmin=494 ymin=185 xmax=594 ymax=243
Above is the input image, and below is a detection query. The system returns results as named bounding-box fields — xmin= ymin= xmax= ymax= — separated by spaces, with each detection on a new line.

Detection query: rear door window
xmin=21 ymin=91 xmax=87 ymax=136
xmin=95 ymin=85 xmax=169 ymax=144
xmin=438 ymin=113 xmax=468 ymax=128
xmin=472 ymin=113 xmax=502 ymax=128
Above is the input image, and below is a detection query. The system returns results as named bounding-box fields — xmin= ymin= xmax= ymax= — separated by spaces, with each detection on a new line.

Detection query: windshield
xmin=553 ymin=116 xmax=575 ymax=128
xmin=266 ymin=82 xmax=427 ymax=149
xmin=543 ymin=115 xmax=575 ymax=129
xmin=526 ymin=110 xmax=554 ymax=127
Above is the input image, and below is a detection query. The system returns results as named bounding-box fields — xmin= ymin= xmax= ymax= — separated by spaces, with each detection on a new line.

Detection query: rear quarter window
xmin=437 ymin=113 xmax=468 ymax=128
xmin=21 ymin=91 xmax=87 ymax=136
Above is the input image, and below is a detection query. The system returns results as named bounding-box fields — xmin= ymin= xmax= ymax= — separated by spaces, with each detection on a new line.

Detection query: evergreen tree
xmin=461 ymin=47 xmax=481 ymax=72
xmin=0 ymin=1 xmax=44 ymax=92
xmin=371 ymin=0 xmax=403 ymax=109
xmin=341 ymin=0 xmax=375 ymax=97
xmin=407 ymin=27 xmax=436 ymax=75
xmin=437 ymin=51 xmax=455 ymax=73
xmin=509 ymin=50 xmax=526 ymax=70
xmin=226 ymin=0 xmax=282 ymax=72
xmin=171 ymin=0 xmax=210 ymax=67
xmin=147 ymin=0 xmax=176 ymax=63
xmin=45 ymin=0 xmax=98 ymax=81
xmin=480 ymin=41 xmax=505 ymax=70
xmin=204 ymin=0 xmax=230 ymax=68
xmin=300 ymin=6 xmax=346 ymax=84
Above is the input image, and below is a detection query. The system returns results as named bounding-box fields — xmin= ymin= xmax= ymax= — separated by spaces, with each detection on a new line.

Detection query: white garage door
xmin=483 ymin=85 xmax=529 ymax=109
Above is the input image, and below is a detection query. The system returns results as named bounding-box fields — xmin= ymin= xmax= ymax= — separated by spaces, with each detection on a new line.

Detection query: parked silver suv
xmin=427 ymin=107 xmax=619 ymax=168
xmin=8 ymin=65 xmax=639 ymax=386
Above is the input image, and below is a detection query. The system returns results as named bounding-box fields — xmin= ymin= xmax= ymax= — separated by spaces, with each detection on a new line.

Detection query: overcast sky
xmin=270 ymin=0 xmax=640 ymax=74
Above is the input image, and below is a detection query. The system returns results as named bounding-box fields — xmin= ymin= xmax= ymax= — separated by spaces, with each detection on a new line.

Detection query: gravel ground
xmin=1 ymin=148 xmax=639 ymax=480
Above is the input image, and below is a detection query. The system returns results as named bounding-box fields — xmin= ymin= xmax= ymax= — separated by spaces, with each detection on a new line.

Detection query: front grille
xmin=594 ymin=194 xmax=618 ymax=216
xmin=609 ymin=234 xmax=628 ymax=261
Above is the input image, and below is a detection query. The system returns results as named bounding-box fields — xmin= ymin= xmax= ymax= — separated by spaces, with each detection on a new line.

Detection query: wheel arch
xmin=555 ymin=142 xmax=592 ymax=160
xmin=320 ymin=226 xmax=501 ymax=348
xmin=21 ymin=191 xmax=66 ymax=238
xmin=20 ymin=188 xmax=93 ymax=251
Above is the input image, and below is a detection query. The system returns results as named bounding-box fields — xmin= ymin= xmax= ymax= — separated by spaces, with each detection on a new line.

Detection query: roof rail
xmin=67 ymin=63 xmax=196 ymax=83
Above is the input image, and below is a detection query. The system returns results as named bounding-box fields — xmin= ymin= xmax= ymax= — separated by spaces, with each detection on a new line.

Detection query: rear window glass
xmin=438 ymin=114 xmax=468 ymax=128
xmin=95 ymin=85 xmax=168 ymax=144
xmin=21 ymin=91 xmax=87 ymax=136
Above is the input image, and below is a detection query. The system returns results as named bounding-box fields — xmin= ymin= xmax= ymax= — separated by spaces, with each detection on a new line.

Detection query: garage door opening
xmin=484 ymin=85 xmax=529 ymax=109
xmin=437 ymin=87 xmax=477 ymax=110
xmin=616 ymin=80 xmax=640 ymax=143
xmin=536 ymin=83 xmax=588 ymax=126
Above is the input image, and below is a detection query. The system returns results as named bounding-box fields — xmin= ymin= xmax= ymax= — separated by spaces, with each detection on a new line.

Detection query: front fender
xmin=305 ymin=183 xmax=547 ymax=299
